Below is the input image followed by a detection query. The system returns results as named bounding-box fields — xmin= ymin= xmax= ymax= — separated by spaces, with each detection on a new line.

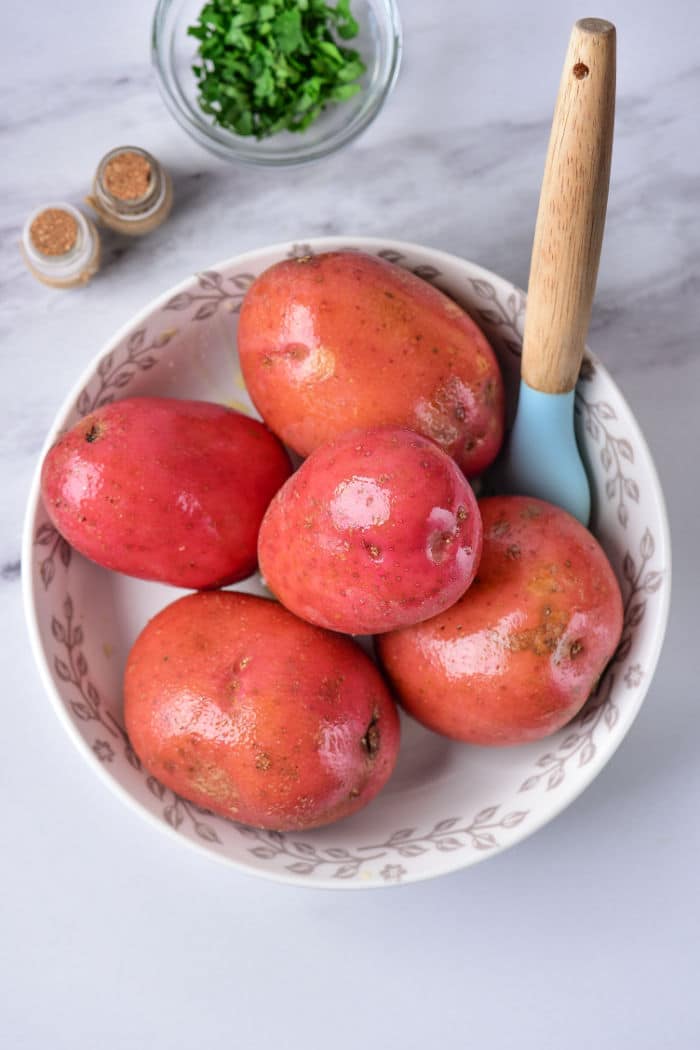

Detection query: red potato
xmin=238 ymin=251 xmax=505 ymax=477
xmin=377 ymin=496 xmax=624 ymax=745
xmin=40 ymin=397 xmax=291 ymax=589
xmin=258 ymin=426 xmax=482 ymax=635
xmin=124 ymin=591 xmax=400 ymax=831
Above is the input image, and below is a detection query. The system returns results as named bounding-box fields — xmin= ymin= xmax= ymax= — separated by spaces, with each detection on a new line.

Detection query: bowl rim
xmin=151 ymin=0 xmax=403 ymax=166
xmin=22 ymin=236 xmax=673 ymax=888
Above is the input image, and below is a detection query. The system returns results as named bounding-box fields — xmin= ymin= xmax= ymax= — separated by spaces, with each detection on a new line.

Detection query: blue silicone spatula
xmin=503 ymin=18 xmax=616 ymax=525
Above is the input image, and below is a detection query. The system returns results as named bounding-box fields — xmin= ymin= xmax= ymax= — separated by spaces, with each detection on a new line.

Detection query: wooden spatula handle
xmin=521 ymin=18 xmax=616 ymax=394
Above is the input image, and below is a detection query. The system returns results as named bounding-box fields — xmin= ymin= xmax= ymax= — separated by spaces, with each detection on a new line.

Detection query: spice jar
xmin=20 ymin=203 xmax=101 ymax=289
xmin=87 ymin=146 xmax=173 ymax=235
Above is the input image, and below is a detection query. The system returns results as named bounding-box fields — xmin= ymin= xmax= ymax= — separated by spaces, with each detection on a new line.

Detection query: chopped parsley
xmin=188 ymin=0 xmax=366 ymax=139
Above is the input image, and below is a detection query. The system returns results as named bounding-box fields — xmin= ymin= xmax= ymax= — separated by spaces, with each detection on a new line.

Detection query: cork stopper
xmin=29 ymin=208 xmax=79 ymax=256
xmin=103 ymin=151 xmax=152 ymax=202
xmin=20 ymin=203 xmax=100 ymax=289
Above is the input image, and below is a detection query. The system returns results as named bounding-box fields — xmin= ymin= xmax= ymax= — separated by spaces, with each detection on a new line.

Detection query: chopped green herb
xmin=187 ymin=0 xmax=366 ymax=139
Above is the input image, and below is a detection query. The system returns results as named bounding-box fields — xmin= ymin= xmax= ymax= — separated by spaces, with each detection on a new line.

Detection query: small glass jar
xmin=20 ymin=203 xmax=101 ymax=289
xmin=87 ymin=146 xmax=173 ymax=235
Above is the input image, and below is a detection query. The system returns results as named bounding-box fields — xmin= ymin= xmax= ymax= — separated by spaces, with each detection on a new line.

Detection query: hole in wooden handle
xmin=572 ymin=62 xmax=589 ymax=79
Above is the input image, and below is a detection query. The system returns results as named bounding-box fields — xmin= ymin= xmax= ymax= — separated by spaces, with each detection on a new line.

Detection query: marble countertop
xmin=2 ymin=0 xmax=698 ymax=1046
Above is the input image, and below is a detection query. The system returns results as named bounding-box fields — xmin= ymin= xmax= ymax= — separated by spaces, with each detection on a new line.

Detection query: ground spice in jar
xmin=29 ymin=208 xmax=79 ymax=256
xmin=87 ymin=146 xmax=173 ymax=236
xmin=102 ymin=151 xmax=152 ymax=201
xmin=20 ymin=203 xmax=101 ymax=289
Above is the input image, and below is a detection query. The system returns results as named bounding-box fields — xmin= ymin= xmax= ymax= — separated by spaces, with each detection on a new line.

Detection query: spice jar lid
xmin=101 ymin=149 xmax=153 ymax=203
xmin=94 ymin=146 xmax=168 ymax=222
xmin=21 ymin=203 xmax=100 ymax=285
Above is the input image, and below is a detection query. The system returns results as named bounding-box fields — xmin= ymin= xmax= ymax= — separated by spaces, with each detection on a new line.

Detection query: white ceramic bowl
xmin=23 ymin=238 xmax=671 ymax=888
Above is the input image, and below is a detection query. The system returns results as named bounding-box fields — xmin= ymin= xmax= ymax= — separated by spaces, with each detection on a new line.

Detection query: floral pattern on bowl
xmin=22 ymin=237 xmax=671 ymax=888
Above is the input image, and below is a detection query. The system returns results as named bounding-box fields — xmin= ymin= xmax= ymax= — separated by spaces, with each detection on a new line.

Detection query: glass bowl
xmin=152 ymin=0 xmax=402 ymax=166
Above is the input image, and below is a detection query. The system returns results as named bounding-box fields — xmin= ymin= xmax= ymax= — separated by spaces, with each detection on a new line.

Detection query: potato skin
xmin=40 ymin=397 xmax=292 ymax=589
xmin=258 ymin=426 xmax=482 ymax=635
xmin=238 ymin=251 xmax=504 ymax=477
xmin=377 ymin=496 xmax=624 ymax=745
xmin=124 ymin=592 xmax=400 ymax=831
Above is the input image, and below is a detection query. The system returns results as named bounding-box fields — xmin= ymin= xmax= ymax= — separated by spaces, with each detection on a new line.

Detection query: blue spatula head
xmin=501 ymin=380 xmax=591 ymax=526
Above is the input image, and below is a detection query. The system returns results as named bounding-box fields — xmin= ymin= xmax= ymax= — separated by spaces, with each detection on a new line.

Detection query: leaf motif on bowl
xmin=164 ymin=271 xmax=256 ymax=321
xmin=34 ymin=521 xmax=71 ymax=590
xmin=74 ymin=326 xmax=178 ymax=420
xmin=467 ymin=278 xmax=526 ymax=358
xmin=575 ymin=390 xmax=640 ymax=528
xmin=234 ymin=805 xmax=530 ymax=879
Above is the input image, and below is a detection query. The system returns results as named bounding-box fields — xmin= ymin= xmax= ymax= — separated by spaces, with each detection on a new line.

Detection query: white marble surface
xmin=2 ymin=0 xmax=698 ymax=1046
